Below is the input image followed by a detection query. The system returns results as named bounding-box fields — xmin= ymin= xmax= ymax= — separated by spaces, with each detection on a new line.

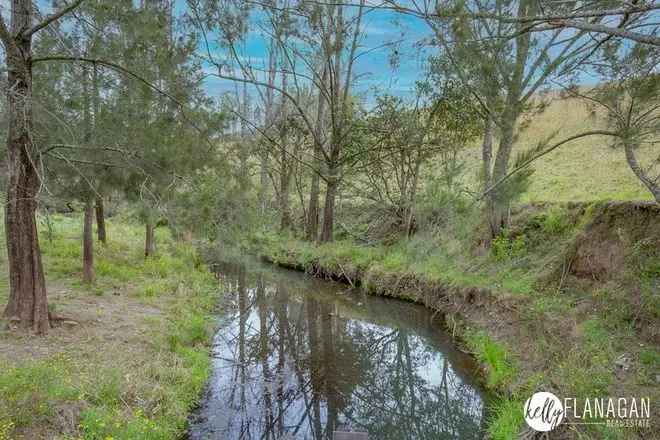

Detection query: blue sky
xmin=194 ymin=3 xmax=435 ymax=105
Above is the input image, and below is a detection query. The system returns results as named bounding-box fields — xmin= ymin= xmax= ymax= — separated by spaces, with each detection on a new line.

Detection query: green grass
xmin=0 ymin=213 xmax=220 ymax=439
xmin=465 ymin=330 xmax=517 ymax=390
xmin=488 ymin=398 xmax=524 ymax=440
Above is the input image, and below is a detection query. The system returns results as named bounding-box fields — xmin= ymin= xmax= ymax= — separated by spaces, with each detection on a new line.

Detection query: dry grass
xmin=458 ymin=95 xmax=656 ymax=202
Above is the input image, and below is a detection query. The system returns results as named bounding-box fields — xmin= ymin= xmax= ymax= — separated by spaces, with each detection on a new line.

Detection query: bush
xmin=542 ymin=208 xmax=569 ymax=234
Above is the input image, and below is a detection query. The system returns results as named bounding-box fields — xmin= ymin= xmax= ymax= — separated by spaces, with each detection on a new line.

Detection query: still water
xmin=189 ymin=261 xmax=488 ymax=440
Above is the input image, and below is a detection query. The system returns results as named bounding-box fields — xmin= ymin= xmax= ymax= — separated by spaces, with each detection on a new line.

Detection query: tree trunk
xmin=306 ymin=69 xmax=327 ymax=242
xmin=2 ymin=1 xmax=51 ymax=333
xmin=279 ymin=185 xmax=292 ymax=230
xmin=320 ymin=176 xmax=338 ymax=243
xmin=306 ymin=168 xmax=320 ymax=241
xmin=145 ymin=221 xmax=155 ymax=257
xmin=481 ymin=116 xmax=493 ymax=191
xmin=95 ymin=197 xmax=106 ymax=244
xmin=487 ymin=115 xmax=516 ymax=238
xmin=259 ymin=152 xmax=269 ymax=215
xmin=624 ymin=141 xmax=660 ymax=203
xmin=83 ymin=197 xmax=95 ymax=283
xmin=279 ymin=147 xmax=292 ymax=231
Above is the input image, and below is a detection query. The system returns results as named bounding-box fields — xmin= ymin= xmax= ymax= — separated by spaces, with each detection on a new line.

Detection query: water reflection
xmin=189 ymin=263 xmax=487 ymax=440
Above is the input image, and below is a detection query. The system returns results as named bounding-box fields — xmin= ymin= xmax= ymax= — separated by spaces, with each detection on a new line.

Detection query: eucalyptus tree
xmin=410 ymin=1 xmax=607 ymax=239
xmin=190 ymin=0 xmax=368 ymax=242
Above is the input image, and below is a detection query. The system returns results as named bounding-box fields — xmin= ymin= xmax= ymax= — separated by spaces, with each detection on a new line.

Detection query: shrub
xmin=492 ymin=231 xmax=527 ymax=261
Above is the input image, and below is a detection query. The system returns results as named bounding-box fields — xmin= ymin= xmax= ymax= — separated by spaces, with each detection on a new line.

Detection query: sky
xmin=193 ymin=2 xmax=435 ymax=106
xmin=0 ymin=0 xmax=432 ymax=107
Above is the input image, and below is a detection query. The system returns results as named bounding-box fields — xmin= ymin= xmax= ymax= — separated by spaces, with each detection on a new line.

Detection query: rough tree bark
xmin=95 ymin=197 xmax=106 ymax=244
xmin=1 ymin=0 xmax=50 ymax=333
xmin=83 ymin=197 xmax=95 ymax=283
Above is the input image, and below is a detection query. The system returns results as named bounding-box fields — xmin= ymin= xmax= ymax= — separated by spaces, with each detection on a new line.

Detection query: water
xmin=189 ymin=261 xmax=488 ymax=440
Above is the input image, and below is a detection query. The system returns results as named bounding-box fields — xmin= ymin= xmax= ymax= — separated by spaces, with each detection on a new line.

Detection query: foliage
xmin=488 ymin=398 xmax=524 ymax=440
xmin=491 ymin=231 xmax=527 ymax=261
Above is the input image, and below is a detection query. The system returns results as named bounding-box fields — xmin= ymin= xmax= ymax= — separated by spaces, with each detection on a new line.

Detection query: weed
xmin=541 ymin=207 xmax=571 ymax=235
xmin=640 ymin=349 xmax=660 ymax=367
xmin=465 ymin=330 xmax=517 ymax=390
xmin=492 ymin=231 xmax=527 ymax=261
xmin=488 ymin=398 xmax=524 ymax=440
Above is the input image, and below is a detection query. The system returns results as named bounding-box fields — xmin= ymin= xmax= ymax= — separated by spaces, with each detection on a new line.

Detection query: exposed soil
xmin=0 ymin=282 xmax=168 ymax=440
xmin=0 ymin=282 xmax=162 ymax=364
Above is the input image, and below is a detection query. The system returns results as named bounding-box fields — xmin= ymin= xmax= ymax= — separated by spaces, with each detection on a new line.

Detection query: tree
xmin=0 ymin=0 xmax=86 ymax=333
xmin=356 ymin=87 xmax=478 ymax=239
xmin=416 ymin=0 xmax=605 ymax=239
xmin=190 ymin=0 xmax=368 ymax=242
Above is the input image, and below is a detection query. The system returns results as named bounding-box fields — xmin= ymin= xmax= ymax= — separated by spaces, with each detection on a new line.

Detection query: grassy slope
xmin=254 ymin=203 xmax=659 ymax=440
xmin=458 ymin=95 xmax=656 ymax=202
xmin=0 ymin=214 xmax=219 ymax=440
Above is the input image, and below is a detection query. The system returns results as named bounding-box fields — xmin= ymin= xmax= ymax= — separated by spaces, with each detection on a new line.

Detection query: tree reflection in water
xmin=190 ymin=263 xmax=486 ymax=440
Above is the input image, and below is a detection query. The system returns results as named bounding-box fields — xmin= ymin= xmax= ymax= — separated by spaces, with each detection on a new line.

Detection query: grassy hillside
xmin=0 ymin=214 xmax=219 ymax=440
xmin=459 ymin=95 xmax=656 ymax=202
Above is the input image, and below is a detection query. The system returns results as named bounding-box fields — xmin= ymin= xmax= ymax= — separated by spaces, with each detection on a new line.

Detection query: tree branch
xmin=31 ymin=55 xmax=216 ymax=152
xmin=22 ymin=0 xmax=87 ymax=38
xmin=548 ymin=18 xmax=660 ymax=47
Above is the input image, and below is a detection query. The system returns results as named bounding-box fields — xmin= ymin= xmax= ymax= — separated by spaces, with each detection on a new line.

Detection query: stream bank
xmin=255 ymin=202 xmax=659 ymax=439
xmin=0 ymin=214 xmax=220 ymax=440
